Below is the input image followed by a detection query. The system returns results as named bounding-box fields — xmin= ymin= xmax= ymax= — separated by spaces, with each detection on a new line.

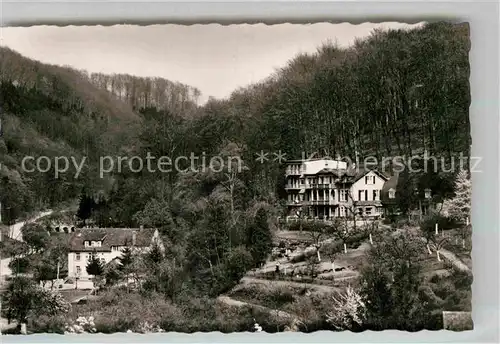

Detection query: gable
xmin=352 ymin=170 xmax=387 ymax=188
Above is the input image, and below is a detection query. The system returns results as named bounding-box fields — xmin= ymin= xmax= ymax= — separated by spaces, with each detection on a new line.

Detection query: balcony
xmin=309 ymin=199 xmax=339 ymax=206
xmin=284 ymin=184 xmax=302 ymax=190
xmin=308 ymin=183 xmax=331 ymax=189
xmin=285 ymin=169 xmax=302 ymax=176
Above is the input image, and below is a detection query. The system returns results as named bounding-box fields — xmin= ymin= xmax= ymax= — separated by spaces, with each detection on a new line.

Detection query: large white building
xmin=67 ymin=227 xmax=163 ymax=280
xmin=285 ymin=159 xmax=392 ymax=221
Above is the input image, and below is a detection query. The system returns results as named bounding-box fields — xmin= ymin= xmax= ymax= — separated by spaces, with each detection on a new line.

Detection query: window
xmin=84 ymin=241 xmax=89 ymax=247
xmin=373 ymin=190 xmax=379 ymax=201
xmin=388 ymin=188 xmax=396 ymax=199
xmin=365 ymin=207 xmax=372 ymax=215
xmin=76 ymin=266 xmax=81 ymax=275
xmin=76 ymin=253 xmax=80 ymax=261
xmin=301 ymin=179 xmax=304 ymax=184
xmin=424 ymin=188 xmax=432 ymax=199
xmin=341 ymin=190 xmax=349 ymax=202
xmin=365 ymin=190 xmax=368 ymax=201
xmin=358 ymin=190 xmax=364 ymax=201
xmin=365 ymin=175 xmax=376 ymax=185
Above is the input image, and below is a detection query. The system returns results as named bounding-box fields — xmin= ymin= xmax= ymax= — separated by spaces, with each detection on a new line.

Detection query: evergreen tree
xmin=76 ymin=188 xmax=95 ymax=225
xmin=86 ymin=252 xmax=104 ymax=277
xmin=118 ymin=247 xmax=134 ymax=271
xmin=446 ymin=168 xmax=471 ymax=223
xmin=146 ymin=242 xmax=164 ymax=265
xmin=245 ymin=208 xmax=273 ymax=266
xmin=396 ymin=167 xmax=417 ymax=216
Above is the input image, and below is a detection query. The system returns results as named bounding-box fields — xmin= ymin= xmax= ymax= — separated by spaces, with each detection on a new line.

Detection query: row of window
xmin=75 ymin=252 xmax=109 ymax=262
xmin=286 ymin=165 xmax=302 ymax=174
xmin=83 ymin=240 xmax=102 ymax=248
xmin=364 ymin=175 xmax=377 ymax=185
xmin=288 ymin=174 xmax=378 ymax=187
xmin=357 ymin=189 xmax=380 ymax=201
xmin=288 ymin=189 xmax=351 ymax=202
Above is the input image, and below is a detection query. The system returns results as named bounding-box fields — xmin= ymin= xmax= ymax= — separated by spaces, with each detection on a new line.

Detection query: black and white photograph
xmin=0 ymin=21 xmax=472 ymax=335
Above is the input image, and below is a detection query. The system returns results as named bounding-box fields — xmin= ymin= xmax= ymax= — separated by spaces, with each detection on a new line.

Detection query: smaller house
xmin=67 ymin=227 xmax=163 ymax=281
xmin=381 ymin=172 xmax=400 ymax=217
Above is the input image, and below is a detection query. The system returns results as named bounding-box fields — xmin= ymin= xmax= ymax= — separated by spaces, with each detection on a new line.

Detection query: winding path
xmin=1 ymin=210 xmax=54 ymax=278
xmin=240 ymin=276 xmax=341 ymax=294
xmin=380 ymin=224 xmax=471 ymax=274
xmin=217 ymin=295 xmax=298 ymax=321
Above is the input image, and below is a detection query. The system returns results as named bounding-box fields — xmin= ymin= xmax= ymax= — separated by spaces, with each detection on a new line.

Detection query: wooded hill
xmin=1 ymin=22 xmax=470 ymax=227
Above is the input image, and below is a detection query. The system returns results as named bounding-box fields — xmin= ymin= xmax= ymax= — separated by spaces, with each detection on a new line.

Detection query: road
xmin=1 ymin=210 xmax=53 ymax=278
xmin=8 ymin=210 xmax=53 ymax=242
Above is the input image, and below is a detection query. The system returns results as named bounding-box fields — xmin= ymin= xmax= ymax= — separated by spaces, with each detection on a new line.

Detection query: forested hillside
xmin=97 ymin=22 xmax=470 ymax=226
xmin=1 ymin=22 xmax=470 ymax=227
xmin=0 ymin=47 xmax=198 ymax=223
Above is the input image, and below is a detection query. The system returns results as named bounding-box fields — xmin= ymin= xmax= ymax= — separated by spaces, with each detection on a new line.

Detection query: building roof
xmin=348 ymin=167 xmax=390 ymax=183
xmin=310 ymin=168 xmax=346 ymax=176
xmin=68 ymin=228 xmax=157 ymax=252
xmin=381 ymin=172 xmax=400 ymax=205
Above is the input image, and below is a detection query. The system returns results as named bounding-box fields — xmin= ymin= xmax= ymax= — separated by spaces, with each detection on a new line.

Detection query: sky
xmin=2 ymin=23 xmax=421 ymax=103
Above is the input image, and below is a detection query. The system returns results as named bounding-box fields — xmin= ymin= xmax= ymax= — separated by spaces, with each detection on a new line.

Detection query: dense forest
xmin=0 ymin=21 xmax=471 ymax=332
xmin=1 ymin=21 xmax=470 ymax=227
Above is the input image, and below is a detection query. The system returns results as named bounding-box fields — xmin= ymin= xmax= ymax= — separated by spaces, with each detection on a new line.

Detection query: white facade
xmin=68 ymin=247 xmax=127 ymax=280
xmin=285 ymin=159 xmax=387 ymax=220
xmin=350 ymin=170 xmax=386 ymax=217
xmin=67 ymin=229 xmax=162 ymax=280
xmin=285 ymin=159 xmax=347 ymax=176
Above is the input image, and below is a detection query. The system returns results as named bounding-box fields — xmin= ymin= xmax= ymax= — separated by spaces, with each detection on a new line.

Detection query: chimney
xmin=132 ymin=230 xmax=137 ymax=246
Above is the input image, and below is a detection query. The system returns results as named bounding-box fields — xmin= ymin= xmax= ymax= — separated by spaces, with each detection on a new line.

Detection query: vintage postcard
xmin=0 ymin=22 xmax=472 ymax=335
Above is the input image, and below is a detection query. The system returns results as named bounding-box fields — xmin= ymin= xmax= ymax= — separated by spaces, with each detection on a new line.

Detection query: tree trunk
xmin=316 ymin=249 xmax=321 ymax=262
xmin=436 ymin=250 xmax=441 ymax=262
xmin=369 ymin=233 xmax=373 ymax=245
xmin=20 ymin=323 xmax=27 ymax=335
xmin=343 ymin=243 xmax=347 ymax=254
xmin=427 ymin=244 xmax=432 ymax=255
xmin=462 ymin=238 xmax=466 ymax=249
xmin=208 ymin=260 xmax=214 ymax=277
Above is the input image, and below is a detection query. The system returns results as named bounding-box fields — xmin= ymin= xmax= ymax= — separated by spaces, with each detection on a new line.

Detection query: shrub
xmin=420 ymin=214 xmax=458 ymax=235
xmin=29 ymin=314 xmax=67 ymax=334
xmin=345 ymin=231 xmax=369 ymax=249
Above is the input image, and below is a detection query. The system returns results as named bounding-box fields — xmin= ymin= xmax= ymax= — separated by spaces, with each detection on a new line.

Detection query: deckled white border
xmin=1 ymin=0 xmax=499 ymax=343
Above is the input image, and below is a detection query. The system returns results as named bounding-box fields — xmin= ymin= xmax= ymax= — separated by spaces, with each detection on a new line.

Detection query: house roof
xmin=311 ymin=168 xmax=346 ymax=176
xmin=68 ymin=228 xmax=156 ymax=252
xmin=381 ymin=172 xmax=400 ymax=205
